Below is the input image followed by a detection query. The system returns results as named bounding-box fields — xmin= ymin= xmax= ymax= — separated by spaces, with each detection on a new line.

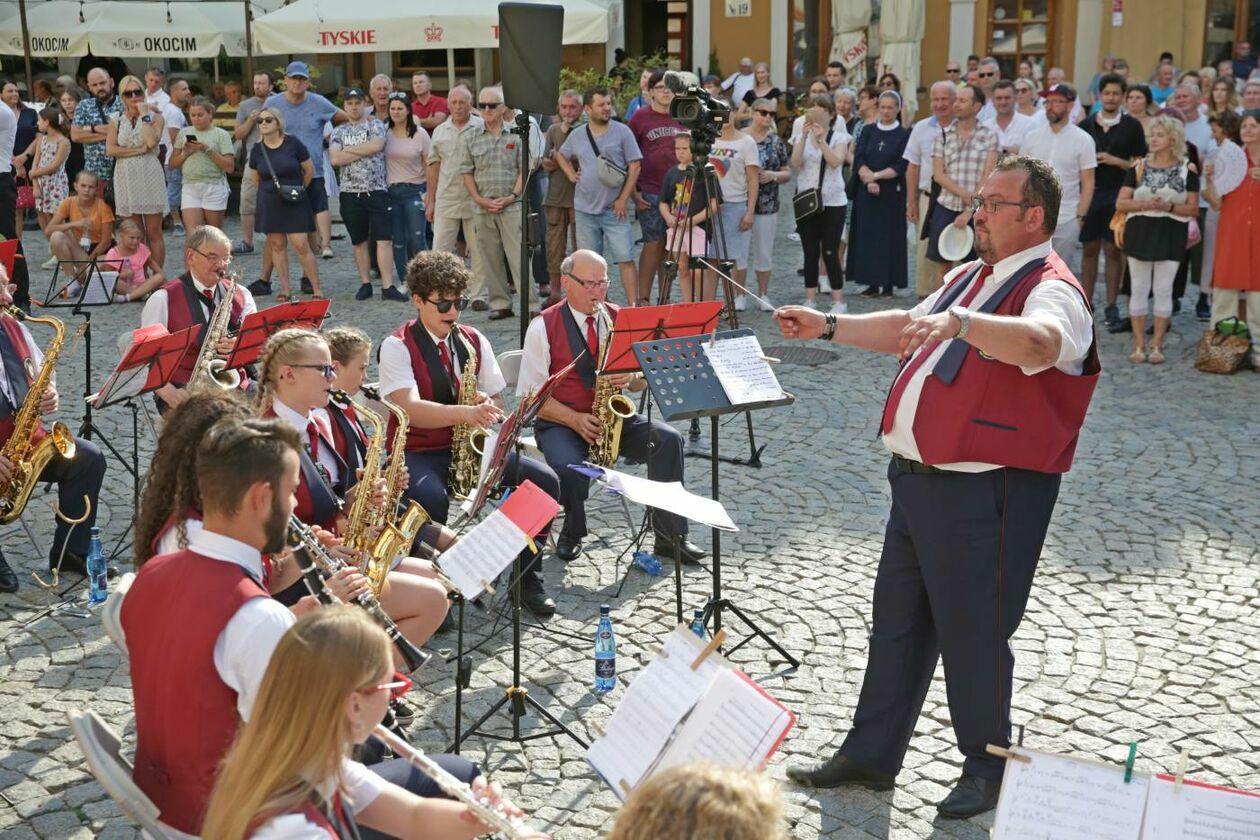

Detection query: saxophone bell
xmin=204 ymin=359 xmax=242 ymax=390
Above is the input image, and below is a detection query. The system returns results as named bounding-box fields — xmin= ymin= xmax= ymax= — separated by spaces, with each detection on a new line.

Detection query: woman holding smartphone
xmin=106 ymin=74 xmax=169 ymax=270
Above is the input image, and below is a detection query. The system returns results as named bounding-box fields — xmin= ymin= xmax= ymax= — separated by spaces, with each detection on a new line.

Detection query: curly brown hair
xmin=404 ymin=250 xmax=469 ymax=301
xmin=134 ymin=391 xmax=251 ymax=566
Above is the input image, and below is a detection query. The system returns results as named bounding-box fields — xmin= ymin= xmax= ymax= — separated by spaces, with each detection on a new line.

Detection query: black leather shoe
xmin=52 ymin=551 xmax=119 ymax=580
xmin=555 ymin=534 xmax=583 ymax=562
xmin=937 ymin=773 xmax=1001 ymax=818
xmin=786 ymin=753 xmax=895 ymax=790
xmin=653 ymin=531 xmax=706 ymax=565
xmin=487 ymin=308 xmax=515 ymax=321
xmin=0 ymin=550 xmax=18 ymax=593
xmin=519 ymin=577 xmax=556 ymax=618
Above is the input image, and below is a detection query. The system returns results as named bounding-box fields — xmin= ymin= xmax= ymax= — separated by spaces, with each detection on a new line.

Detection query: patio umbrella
xmin=830 ymin=0 xmax=871 ymax=85
xmin=879 ymin=0 xmax=924 ymax=115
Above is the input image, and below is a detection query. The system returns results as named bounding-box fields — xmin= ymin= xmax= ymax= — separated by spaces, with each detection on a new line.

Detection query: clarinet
xmin=372 ymin=725 xmax=534 ymax=839
xmin=286 ymin=516 xmax=431 ymax=673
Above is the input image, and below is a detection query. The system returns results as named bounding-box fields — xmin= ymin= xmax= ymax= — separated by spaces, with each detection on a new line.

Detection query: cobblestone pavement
xmin=1 ymin=208 xmax=1258 ymax=840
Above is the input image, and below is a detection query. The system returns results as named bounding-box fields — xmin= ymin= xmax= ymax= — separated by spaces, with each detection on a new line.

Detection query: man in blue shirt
xmin=264 ymin=62 xmax=347 ymax=275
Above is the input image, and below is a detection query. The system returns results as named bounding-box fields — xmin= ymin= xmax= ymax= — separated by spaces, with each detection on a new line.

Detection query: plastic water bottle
xmin=632 ymin=549 xmax=664 ymax=577
xmin=86 ymin=527 xmax=108 ymax=607
xmin=594 ymin=605 xmax=616 ymax=694
xmin=691 ymin=608 xmax=708 ymax=640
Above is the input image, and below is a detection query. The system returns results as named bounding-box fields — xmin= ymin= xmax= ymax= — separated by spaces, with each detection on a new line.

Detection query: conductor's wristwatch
xmin=949 ymin=305 xmax=972 ymax=340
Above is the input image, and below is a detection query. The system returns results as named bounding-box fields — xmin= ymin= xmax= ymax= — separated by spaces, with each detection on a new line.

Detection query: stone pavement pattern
xmin=1 ymin=210 xmax=1258 ymax=839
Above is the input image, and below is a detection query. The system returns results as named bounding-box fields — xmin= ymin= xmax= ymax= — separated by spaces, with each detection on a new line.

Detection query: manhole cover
xmin=761 ymin=345 xmax=838 ymax=366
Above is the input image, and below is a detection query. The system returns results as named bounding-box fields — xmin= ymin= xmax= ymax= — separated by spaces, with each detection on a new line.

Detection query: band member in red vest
xmin=139 ymin=225 xmax=257 ymax=412
xmin=0 ymin=273 xmax=109 ymax=593
xmin=775 ymin=156 xmax=1099 ymax=818
xmin=379 ymin=251 xmax=561 ymax=617
xmin=518 ymin=249 xmax=706 ymax=566
xmin=119 ymin=416 xmax=487 ymax=838
xmin=201 ymin=608 xmax=543 ymax=840
xmin=254 ymin=328 xmax=449 ymax=649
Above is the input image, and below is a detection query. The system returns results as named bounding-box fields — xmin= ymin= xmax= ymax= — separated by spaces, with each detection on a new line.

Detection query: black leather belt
xmin=891 ymin=454 xmax=948 ymax=475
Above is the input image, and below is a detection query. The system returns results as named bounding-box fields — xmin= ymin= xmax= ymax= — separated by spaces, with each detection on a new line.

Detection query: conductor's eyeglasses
xmin=425 ymin=296 xmax=470 ymax=313
xmin=565 ymin=273 xmax=610 ymax=290
xmin=969 ymin=195 xmax=1035 ymax=214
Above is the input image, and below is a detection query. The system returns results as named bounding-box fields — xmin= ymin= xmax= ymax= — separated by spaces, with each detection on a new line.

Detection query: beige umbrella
xmin=879 ymin=0 xmax=924 ymax=115
xmin=830 ymin=0 xmax=871 ymax=86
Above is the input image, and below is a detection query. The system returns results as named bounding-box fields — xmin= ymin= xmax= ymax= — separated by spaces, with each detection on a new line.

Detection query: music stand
xmin=88 ymin=324 xmax=199 ymax=559
xmin=221 ymin=299 xmax=331 ymax=370
xmin=633 ymin=329 xmax=800 ymax=670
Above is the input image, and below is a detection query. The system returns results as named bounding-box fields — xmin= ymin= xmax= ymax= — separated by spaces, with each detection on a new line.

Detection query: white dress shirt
xmin=0 ymin=318 xmax=43 ymax=407
xmin=139 ymin=272 xmax=258 ymax=330
xmin=983 ymin=111 xmax=1037 ymax=152
xmin=272 ymin=397 xmax=341 ymax=486
xmin=0 ymin=101 xmax=15 ymax=172
xmin=904 ymin=115 xmax=952 ymax=192
xmin=378 ymin=324 xmax=505 ymax=399
xmin=132 ymin=527 xmax=386 ymax=840
xmin=882 ymin=239 xmax=1094 ymax=473
xmin=517 ymin=303 xmax=607 ymax=397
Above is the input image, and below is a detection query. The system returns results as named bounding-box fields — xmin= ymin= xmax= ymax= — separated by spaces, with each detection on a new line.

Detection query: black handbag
xmin=259 ymin=140 xmax=306 ymax=205
xmin=793 ymin=126 xmax=833 ymax=222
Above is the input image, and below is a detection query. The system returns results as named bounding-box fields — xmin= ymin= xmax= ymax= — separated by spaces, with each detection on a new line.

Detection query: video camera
xmin=663 ymin=71 xmax=731 ymax=144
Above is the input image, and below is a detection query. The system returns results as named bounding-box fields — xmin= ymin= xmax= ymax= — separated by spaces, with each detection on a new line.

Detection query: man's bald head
xmin=86 ymin=67 xmax=113 ymax=100
xmin=559 ymin=250 xmax=610 ymax=312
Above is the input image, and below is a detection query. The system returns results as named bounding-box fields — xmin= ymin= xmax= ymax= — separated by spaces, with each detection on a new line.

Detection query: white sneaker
xmin=819 ymin=275 xmax=831 ymax=293
xmin=758 ymin=297 xmax=774 ymax=312
xmin=733 ymin=295 xmax=747 ymax=311
xmin=41 ymin=255 xmax=58 ymax=270
xmin=802 ymin=299 xmax=818 ymax=309
xmin=321 ymin=247 xmax=334 ymax=259
xmin=829 ymin=302 xmax=848 ymax=315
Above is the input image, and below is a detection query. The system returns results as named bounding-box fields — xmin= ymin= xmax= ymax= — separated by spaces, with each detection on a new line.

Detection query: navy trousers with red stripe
xmin=838 ymin=458 xmax=1061 ymax=781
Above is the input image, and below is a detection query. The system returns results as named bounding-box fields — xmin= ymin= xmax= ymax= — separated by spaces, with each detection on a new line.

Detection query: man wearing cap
xmin=330 ymin=88 xmax=407 ymax=302
xmin=264 ymin=62 xmax=348 ymax=273
xmin=777 ymin=155 xmax=1099 ymax=820
xmin=722 ymin=58 xmax=757 ymax=109
xmin=1036 ymin=68 xmax=1085 ymax=125
xmin=1019 ymin=83 xmax=1095 ymax=267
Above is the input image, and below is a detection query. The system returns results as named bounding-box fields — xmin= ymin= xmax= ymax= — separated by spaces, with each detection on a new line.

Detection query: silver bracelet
xmin=821 ymin=313 xmax=838 ymax=342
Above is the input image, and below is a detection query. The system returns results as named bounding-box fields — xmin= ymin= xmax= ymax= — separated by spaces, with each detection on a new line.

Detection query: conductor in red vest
xmin=140 ymin=225 xmax=257 ymax=412
xmin=774 ymin=156 xmax=1100 ymax=818
xmin=378 ymin=251 xmax=561 ymax=617
xmin=517 ymin=249 xmax=706 ymax=566
xmin=0 ymin=272 xmax=109 ymax=593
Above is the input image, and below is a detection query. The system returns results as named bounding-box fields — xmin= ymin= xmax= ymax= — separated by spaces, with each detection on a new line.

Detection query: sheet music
xmin=1143 ymin=776 xmax=1260 ymax=839
xmin=586 ymin=627 xmax=727 ymax=799
xmin=701 ymin=335 xmax=785 ymax=405
xmin=435 ymin=510 xmax=528 ymax=599
xmin=594 ymin=467 xmax=737 ymax=531
xmin=992 ymin=748 xmax=1149 ymax=840
xmin=651 ymin=668 xmax=794 ymax=777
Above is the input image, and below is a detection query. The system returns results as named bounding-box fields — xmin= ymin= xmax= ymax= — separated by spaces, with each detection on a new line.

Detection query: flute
xmin=371 ymin=724 xmax=536 ymax=839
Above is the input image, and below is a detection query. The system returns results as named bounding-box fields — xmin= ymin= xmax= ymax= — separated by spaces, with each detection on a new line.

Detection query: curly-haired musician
xmin=378 ymin=251 xmax=562 ymax=617
xmin=0 ymin=272 xmax=109 ymax=593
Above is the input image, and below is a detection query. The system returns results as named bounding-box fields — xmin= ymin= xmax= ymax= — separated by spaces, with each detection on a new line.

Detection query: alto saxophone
xmin=587 ymin=303 xmax=636 ymax=468
xmin=448 ymin=331 xmax=487 ymax=499
xmin=189 ymin=271 xmax=241 ymax=391
xmin=331 ymin=388 xmax=389 ymax=591
xmin=0 ymin=307 xmax=77 ymax=524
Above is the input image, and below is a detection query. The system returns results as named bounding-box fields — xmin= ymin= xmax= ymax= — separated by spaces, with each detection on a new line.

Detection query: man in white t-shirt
xmin=975 ymin=57 xmax=1001 ymax=123
xmin=983 ymin=80 xmax=1036 ymax=154
xmin=905 ymin=81 xmax=956 ymax=297
xmin=1019 ymin=84 xmax=1095 ymax=264
xmin=163 ymin=79 xmax=190 ymax=235
xmin=722 ymin=57 xmax=757 ymax=108
xmin=144 ymin=67 xmax=171 ymax=111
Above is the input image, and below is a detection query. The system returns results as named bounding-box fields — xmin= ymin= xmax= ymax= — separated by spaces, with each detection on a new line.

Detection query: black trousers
xmin=402 ymin=448 xmax=558 ymax=582
xmin=37 ymin=436 xmax=106 ymax=559
xmin=838 ymin=459 xmax=1061 ymax=781
xmin=534 ymin=413 xmax=687 ymax=540
xmin=798 ymin=205 xmax=845 ymax=289
xmin=0 ymin=172 xmax=31 ymax=306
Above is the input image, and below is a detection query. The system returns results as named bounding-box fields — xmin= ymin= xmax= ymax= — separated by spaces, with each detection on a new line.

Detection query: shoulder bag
xmin=1108 ymin=159 xmax=1145 ymax=249
xmin=793 ymin=126 xmax=834 ymax=222
xmin=259 ymin=139 xmax=306 ymax=205
xmin=586 ymin=125 xmax=628 ymax=190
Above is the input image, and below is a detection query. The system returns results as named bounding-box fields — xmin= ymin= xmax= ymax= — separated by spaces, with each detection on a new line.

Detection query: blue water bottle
xmin=632 ymin=549 xmax=664 ymax=577
xmin=594 ymin=604 xmax=616 ymax=693
xmin=691 ymin=608 xmax=708 ymax=640
xmin=86 ymin=527 xmax=108 ymax=607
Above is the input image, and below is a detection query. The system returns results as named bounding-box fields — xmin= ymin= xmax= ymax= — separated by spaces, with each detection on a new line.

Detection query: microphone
xmin=662 ymin=70 xmax=691 ymax=95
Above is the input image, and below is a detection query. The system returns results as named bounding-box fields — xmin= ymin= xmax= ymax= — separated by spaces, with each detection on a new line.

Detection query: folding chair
xmin=65 ymin=709 xmax=170 ymax=839
xmin=100 ymin=572 xmax=135 ymax=657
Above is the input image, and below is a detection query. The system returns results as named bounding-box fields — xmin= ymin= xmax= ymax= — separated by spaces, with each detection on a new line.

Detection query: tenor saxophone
xmin=447 ymin=331 xmax=487 ymax=499
xmin=0 ymin=307 xmax=76 ymax=524
xmin=189 ymin=271 xmax=241 ymax=391
xmin=587 ymin=303 xmax=636 ymax=468
xmin=331 ymin=388 xmax=389 ymax=589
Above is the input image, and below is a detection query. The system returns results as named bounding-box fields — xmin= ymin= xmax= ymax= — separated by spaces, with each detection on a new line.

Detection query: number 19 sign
xmin=726 ymin=0 xmax=752 ymax=17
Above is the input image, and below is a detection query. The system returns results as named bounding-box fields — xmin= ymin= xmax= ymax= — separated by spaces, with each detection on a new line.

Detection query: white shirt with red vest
xmin=516 ymin=303 xmax=607 ymax=398
xmin=120 ymin=528 xmax=386 ymax=839
xmin=378 ymin=323 xmax=505 ymax=398
xmin=0 ymin=317 xmax=45 ymax=411
xmin=139 ymin=270 xmax=258 ymax=332
xmin=884 ymin=239 xmax=1094 ymax=473
xmin=273 ymin=397 xmax=342 ymax=488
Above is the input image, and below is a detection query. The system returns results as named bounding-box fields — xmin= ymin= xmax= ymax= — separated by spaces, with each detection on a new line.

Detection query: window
xmin=789 ymin=0 xmax=833 ymax=88
xmin=1203 ymin=0 xmax=1259 ymax=69
xmin=987 ymin=0 xmax=1053 ymax=82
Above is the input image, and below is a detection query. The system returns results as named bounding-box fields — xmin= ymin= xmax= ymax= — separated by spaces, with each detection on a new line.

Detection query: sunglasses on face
xmin=122 ymin=89 xmax=144 ymax=98
xmin=946 ymin=68 xmax=961 ymax=74
xmin=426 ymin=296 xmax=470 ymax=313
xmin=257 ymin=116 xmax=276 ymax=124
xmin=755 ymin=109 xmax=776 ymax=117
xmin=477 ymin=102 xmax=502 ymax=109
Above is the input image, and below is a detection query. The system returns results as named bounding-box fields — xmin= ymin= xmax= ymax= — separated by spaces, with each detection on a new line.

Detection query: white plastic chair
xmin=66 ymin=709 xmax=170 ymax=839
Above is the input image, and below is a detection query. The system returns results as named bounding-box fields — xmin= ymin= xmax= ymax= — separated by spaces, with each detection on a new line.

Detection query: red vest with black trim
xmin=911 ymin=253 xmax=1100 ymax=474
xmin=540 ymin=301 xmax=618 ymax=415
xmin=325 ymin=400 xmax=367 ymax=481
xmin=163 ymin=273 xmax=248 ymax=389
xmin=0 ymin=315 xmax=46 ymax=447
xmin=263 ymin=406 xmax=345 ymax=531
xmin=386 ymin=321 xmax=482 ymax=453
xmin=247 ymin=793 xmax=355 ymax=839
xmin=120 ymin=549 xmax=268 ymax=835
xmin=149 ymin=509 xmax=274 ymax=588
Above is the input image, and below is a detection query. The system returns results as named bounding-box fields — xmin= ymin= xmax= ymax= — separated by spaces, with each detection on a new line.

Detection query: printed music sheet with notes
xmin=1143 ymin=775 xmax=1260 ymax=839
xmin=701 ymin=334 xmax=785 ymax=405
xmin=992 ymin=747 xmax=1150 ymax=840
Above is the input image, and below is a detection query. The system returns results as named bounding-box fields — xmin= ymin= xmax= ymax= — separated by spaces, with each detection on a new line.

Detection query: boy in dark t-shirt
xmin=659 ymin=133 xmax=719 ymax=301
